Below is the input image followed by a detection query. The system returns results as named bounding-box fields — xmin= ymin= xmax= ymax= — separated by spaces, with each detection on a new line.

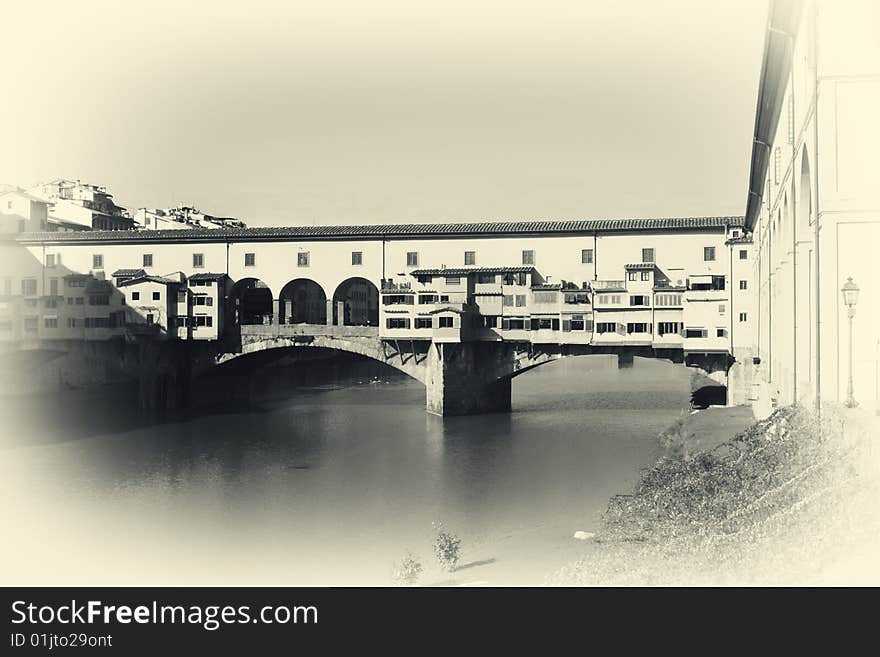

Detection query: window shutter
xmin=562 ymin=319 xmax=571 ymax=332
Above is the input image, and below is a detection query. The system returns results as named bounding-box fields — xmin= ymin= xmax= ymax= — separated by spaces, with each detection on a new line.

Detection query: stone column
xmin=425 ymin=342 xmax=513 ymax=416
xmin=326 ymin=299 xmax=335 ymax=326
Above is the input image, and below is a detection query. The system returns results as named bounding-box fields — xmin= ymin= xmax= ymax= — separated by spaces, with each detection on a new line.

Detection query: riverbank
xmin=550 ymin=404 xmax=880 ymax=585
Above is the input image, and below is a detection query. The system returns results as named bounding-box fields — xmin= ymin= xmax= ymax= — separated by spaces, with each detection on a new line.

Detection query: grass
xmin=551 ymin=405 xmax=880 ymax=585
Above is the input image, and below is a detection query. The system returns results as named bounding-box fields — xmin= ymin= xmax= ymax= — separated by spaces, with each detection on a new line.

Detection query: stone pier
xmin=425 ymin=342 xmax=513 ymax=415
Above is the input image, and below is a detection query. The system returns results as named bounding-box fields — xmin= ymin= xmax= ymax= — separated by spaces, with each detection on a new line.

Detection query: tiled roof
xmin=186 ymin=272 xmax=228 ymax=281
xmin=111 ymin=268 xmax=146 ymax=277
xmin=14 ymin=216 xmax=745 ymax=244
xmin=410 ymin=266 xmax=534 ymax=276
xmin=624 ymin=263 xmax=656 ymax=270
xmin=118 ymin=275 xmax=179 ymax=287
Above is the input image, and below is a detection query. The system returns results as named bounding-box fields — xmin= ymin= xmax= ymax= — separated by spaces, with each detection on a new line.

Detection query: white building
xmin=27 ymin=179 xmax=133 ymax=231
xmin=0 ymin=189 xmax=48 ymax=234
xmin=745 ymin=0 xmax=880 ymax=411
xmin=134 ymin=205 xmax=246 ymax=231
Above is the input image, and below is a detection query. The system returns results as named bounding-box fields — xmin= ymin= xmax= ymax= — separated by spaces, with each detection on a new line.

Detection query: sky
xmin=1 ymin=0 xmax=768 ymax=226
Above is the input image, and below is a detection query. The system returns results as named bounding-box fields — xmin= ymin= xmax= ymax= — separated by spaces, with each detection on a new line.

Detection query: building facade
xmin=1 ymin=218 xmax=754 ymax=367
xmin=745 ymin=0 xmax=880 ymax=412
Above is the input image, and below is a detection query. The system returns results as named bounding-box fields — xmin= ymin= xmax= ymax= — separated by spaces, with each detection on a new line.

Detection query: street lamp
xmin=841 ymin=277 xmax=860 ymax=408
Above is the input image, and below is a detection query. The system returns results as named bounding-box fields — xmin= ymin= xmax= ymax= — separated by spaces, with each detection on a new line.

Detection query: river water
xmin=0 ymin=354 xmax=693 ymax=585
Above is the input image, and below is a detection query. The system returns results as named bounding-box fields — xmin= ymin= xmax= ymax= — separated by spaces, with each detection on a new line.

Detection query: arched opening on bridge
xmin=279 ymin=278 xmax=327 ymax=325
xmin=332 ymin=277 xmax=379 ymax=326
xmin=230 ymin=277 xmax=274 ymax=325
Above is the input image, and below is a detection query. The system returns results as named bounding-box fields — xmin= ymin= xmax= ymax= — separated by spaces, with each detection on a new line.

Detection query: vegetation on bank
xmin=553 ymin=405 xmax=880 ymax=585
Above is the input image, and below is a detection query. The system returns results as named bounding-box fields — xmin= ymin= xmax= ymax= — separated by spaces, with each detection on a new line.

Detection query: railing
xmin=240 ymin=323 xmax=378 ymax=339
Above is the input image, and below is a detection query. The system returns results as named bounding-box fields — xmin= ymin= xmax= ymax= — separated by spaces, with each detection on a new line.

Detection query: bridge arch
xmin=279 ymin=278 xmax=327 ymax=325
xmin=332 ymin=277 xmax=379 ymax=326
xmin=230 ymin=277 xmax=274 ymax=325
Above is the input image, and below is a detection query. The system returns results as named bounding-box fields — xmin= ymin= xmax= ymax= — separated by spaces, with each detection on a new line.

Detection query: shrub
xmin=391 ymin=551 xmax=423 ymax=586
xmin=658 ymin=411 xmax=692 ymax=461
xmin=432 ymin=522 xmax=462 ymax=572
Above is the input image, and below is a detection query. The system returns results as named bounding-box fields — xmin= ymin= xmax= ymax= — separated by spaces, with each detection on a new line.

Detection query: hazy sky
xmin=2 ymin=0 xmax=767 ymax=226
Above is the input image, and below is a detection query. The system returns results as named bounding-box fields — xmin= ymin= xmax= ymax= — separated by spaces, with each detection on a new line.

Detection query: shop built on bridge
xmin=1 ymin=217 xmax=756 ymax=414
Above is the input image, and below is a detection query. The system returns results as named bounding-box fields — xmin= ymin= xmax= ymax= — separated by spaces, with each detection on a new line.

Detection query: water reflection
xmin=0 ymin=352 xmax=693 ymax=585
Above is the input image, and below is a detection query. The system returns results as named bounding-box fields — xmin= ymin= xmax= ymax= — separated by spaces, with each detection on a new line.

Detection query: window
xmin=415 ymin=317 xmax=432 ymax=329
xmin=522 ymin=250 xmax=534 ymax=265
xmin=739 ymin=249 xmax=748 ymax=260
xmin=627 ymin=322 xmax=650 ymax=334
xmin=143 ymin=254 xmax=153 ymax=268
xmin=685 ymin=328 xmax=707 ymax=338
xmin=739 ymin=312 xmax=748 ymax=322
xmin=570 ymin=316 xmax=585 ymax=331
xmin=476 ymin=273 xmax=495 ymax=284
xmin=49 ymin=278 xmax=58 ymax=296
xmin=67 ymin=318 xmax=77 ymax=328
xmin=732 ymin=230 xmax=740 ymax=238
xmin=352 ymin=251 xmax=363 ymax=266
xmin=515 ymin=294 xmax=527 ymax=307
xmin=464 ymin=251 xmax=476 ymax=266
xmin=386 ymin=317 xmax=409 ymax=329
xmin=739 ymin=280 xmax=748 ymax=290
xmin=503 ymin=295 xmax=513 ymax=307
xmin=596 ymin=322 xmax=616 ymax=334
xmin=92 ymin=254 xmax=103 ymax=269
xmin=418 ymin=294 xmax=438 ymax=304
xmin=628 ymin=272 xmax=637 ymax=281
xmin=193 ymin=253 xmax=204 ymax=268
xmin=406 ymin=252 xmax=419 ymax=267
xmin=45 ymin=298 xmax=58 ymax=309
xmin=152 ymin=291 xmax=161 ymax=301
xmin=629 ymin=295 xmax=649 ymax=306
xmin=703 ymin=246 xmax=716 ymax=261
xmin=245 ymin=253 xmax=256 ymax=267
xmin=131 ymin=291 xmax=140 ymax=301
xmin=297 ymin=252 xmax=310 ymax=267
xmin=178 ymin=291 xmax=187 ymax=303
xmin=718 ymin=304 xmax=726 ymax=314
xmin=657 ymin=321 xmax=681 ymax=336
xmin=581 ymin=249 xmax=593 ymax=264
xmin=655 ymin=293 xmax=682 ymax=307
xmin=482 ymin=316 xmax=498 ymax=328
xmin=67 ymin=297 xmax=73 ymax=305
xmin=194 ymin=315 xmax=213 ymax=328
xmin=641 ymin=271 xmax=650 ymax=281
xmin=146 ymin=314 xmax=155 ymax=325
xmin=44 ymin=317 xmax=58 ymax=329
xmin=438 ymin=316 xmax=454 ymax=328
xmin=533 ymin=291 xmax=557 ymax=304
xmin=439 ymin=295 xmax=449 ymax=302
xmin=642 ymin=248 xmax=654 ymax=263
xmin=21 ymin=278 xmax=37 ymax=296
xmin=717 ymin=328 xmax=726 ymax=338
xmin=89 ymin=295 xmax=109 ymax=306
xmin=75 ymin=297 xmax=84 ymax=305
xmin=445 ymin=276 xmax=460 ymax=286
xmin=46 ymin=254 xmax=56 ymax=267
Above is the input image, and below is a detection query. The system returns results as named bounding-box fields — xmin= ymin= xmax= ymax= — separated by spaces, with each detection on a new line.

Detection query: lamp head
xmin=841 ymin=277 xmax=860 ymax=309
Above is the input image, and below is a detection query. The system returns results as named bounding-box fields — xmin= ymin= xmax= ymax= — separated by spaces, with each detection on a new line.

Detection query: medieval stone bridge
xmin=207 ymin=324 xmax=731 ymax=415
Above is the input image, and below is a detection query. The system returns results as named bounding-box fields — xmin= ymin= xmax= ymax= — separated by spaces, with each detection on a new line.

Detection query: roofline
xmin=11 ymin=216 xmax=745 ymax=246
xmin=743 ymin=0 xmax=804 ymax=230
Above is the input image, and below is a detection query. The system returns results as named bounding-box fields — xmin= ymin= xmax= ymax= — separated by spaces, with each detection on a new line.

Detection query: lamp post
xmin=841 ymin=277 xmax=860 ymax=408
